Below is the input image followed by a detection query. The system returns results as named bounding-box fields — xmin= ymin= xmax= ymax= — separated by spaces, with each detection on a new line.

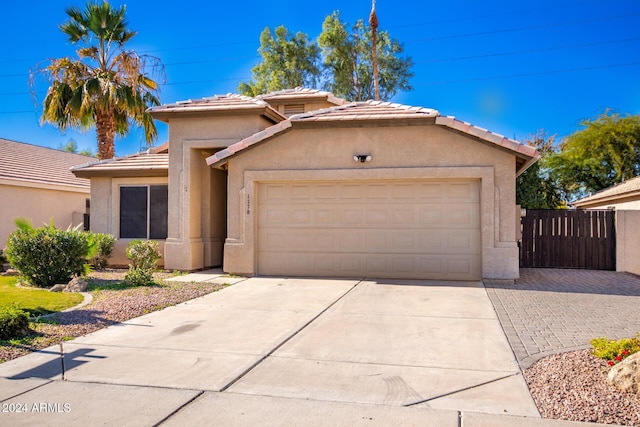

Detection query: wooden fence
xmin=520 ymin=209 xmax=615 ymax=270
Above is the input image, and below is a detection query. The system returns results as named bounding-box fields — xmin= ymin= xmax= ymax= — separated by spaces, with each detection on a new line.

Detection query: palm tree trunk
xmin=369 ymin=0 xmax=380 ymax=101
xmin=95 ymin=109 xmax=116 ymax=159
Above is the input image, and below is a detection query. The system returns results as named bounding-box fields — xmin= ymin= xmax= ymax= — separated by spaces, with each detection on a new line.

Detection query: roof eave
xmin=292 ymin=115 xmax=438 ymax=129
xmin=149 ymin=105 xmax=286 ymax=124
xmin=206 ymin=121 xmax=294 ymax=169
xmin=72 ymin=168 xmax=169 ymax=179
xmin=434 ymin=116 xmax=539 ymax=175
xmin=571 ymin=189 xmax=640 ymax=208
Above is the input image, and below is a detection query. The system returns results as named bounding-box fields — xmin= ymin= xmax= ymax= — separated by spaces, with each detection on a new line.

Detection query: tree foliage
xmin=318 ymin=11 xmax=413 ymax=101
xmin=238 ymin=10 xmax=413 ymax=102
xmin=547 ymin=110 xmax=640 ymax=199
xmin=238 ymin=26 xmax=320 ymax=97
xmin=516 ymin=131 xmax=565 ymax=209
xmin=59 ymin=139 xmax=95 ymax=157
xmin=33 ymin=1 xmax=164 ymax=160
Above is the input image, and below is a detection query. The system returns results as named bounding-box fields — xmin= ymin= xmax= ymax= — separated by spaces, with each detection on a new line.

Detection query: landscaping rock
xmin=2 ymin=268 xmax=19 ymax=276
xmin=607 ymin=352 xmax=640 ymax=395
xmin=49 ymin=284 xmax=66 ymax=292
xmin=65 ymin=276 xmax=88 ymax=292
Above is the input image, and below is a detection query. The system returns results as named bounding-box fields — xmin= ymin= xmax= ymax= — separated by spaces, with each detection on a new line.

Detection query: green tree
xmin=318 ymin=11 xmax=413 ymax=101
xmin=59 ymin=139 xmax=95 ymax=157
xmin=238 ymin=11 xmax=413 ymax=102
xmin=516 ymin=131 xmax=565 ymax=209
xmin=547 ymin=110 xmax=640 ymax=199
xmin=238 ymin=26 xmax=321 ymax=97
xmin=33 ymin=1 xmax=163 ymax=160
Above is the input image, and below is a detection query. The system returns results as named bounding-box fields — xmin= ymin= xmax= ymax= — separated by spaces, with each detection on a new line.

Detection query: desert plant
xmin=5 ymin=218 xmax=93 ymax=287
xmin=87 ymin=233 xmax=116 ymax=269
xmin=0 ymin=305 xmax=30 ymax=340
xmin=124 ymin=240 xmax=161 ymax=286
xmin=590 ymin=334 xmax=640 ymax=365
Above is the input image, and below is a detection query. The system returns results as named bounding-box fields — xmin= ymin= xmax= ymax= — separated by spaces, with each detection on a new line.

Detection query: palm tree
xmin=35 ymin=1 xmax=163 ymax=159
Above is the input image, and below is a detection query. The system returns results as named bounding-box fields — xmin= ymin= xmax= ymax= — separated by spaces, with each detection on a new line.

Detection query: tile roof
xmin=71 ymin=152 xmax=169 ymax=178
xmin=206 ymin=100 xmax=539 ymax=174
xmin=435 ymin=116 xmax=539 ymax=164
xmin=291 ymin=101 xmax=439 ymax=122
xmin=571 ymin=175 xmax=640 ymax=208
xmin=148 ymin=93 xmax=286 ymax=123
xmin=257 ymin=87 xmax=347 ymax=106
xmin=0 ymin=138 xmax=91 ymax=190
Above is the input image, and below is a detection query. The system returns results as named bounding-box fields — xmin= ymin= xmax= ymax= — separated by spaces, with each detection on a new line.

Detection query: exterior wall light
xmin=353 ymin=155 xmax=372 ymax=163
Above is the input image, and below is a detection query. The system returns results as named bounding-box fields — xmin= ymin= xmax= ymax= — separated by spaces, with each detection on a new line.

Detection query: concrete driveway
xmin=0 ymin=276 xmax=543 ymax=426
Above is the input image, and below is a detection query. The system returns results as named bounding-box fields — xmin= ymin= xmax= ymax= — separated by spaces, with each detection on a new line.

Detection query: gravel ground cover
xmin=0 ymin=269 xmax=227 ymax=363
xmin=524 ymin=349 xmax=640 ymax=426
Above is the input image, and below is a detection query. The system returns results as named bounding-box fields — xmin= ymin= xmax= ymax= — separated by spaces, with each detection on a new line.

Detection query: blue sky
xmin=2 ymin=0 xmax=639 ymax=156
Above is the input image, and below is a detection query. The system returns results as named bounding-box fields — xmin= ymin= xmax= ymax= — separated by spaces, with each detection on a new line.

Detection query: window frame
xmin=113 ymin=178 xmax=169 ymax=240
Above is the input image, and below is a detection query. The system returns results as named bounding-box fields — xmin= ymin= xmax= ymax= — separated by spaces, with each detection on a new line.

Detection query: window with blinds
xmin=119 ymin=185 xmax=168 ymax=239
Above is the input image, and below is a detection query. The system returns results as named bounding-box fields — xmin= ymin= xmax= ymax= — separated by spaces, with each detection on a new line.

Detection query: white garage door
xmin=257 ymin=180 xmax=481 ymax=280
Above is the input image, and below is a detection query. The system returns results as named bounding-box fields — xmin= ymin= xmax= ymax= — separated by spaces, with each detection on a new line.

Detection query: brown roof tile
xmin=257 ymin=87 xmax=346 ymax=106
xmin=572 ymin=175 xmax=640 ymax=207
xmin=206 ymin=100 xmax=538 ymax=174
xmin=0 ymin=138 xmax=91 ymax=190
xmin=292 ymin=101 xmax=439 ymax=121
xmin=148 ymin=94 xmax=286 ymax=123
xmin=72 ymin=152 xmax=169 ymax=178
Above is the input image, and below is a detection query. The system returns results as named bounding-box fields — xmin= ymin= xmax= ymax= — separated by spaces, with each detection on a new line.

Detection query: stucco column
xmin=164 ymin=144 xmax=204 ymax=271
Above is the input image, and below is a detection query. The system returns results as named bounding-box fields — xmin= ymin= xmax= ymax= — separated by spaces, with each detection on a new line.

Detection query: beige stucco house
xmin=571 ymin=177 xmax=640 ymax=276
xmin=0 ymin=138 xmax=92 ymax=248
xmin=73 ymin=88 xmax=538 ymax=281
xmin=571 ymin=176 xmax=640 ymax=210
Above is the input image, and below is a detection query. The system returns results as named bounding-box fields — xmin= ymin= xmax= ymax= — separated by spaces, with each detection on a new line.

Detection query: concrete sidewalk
xmin=0 ymin=273 xmax=611 ymax=426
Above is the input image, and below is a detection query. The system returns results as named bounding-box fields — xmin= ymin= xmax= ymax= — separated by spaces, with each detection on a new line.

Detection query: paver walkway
xmin=486 ymin=268 xmax=640 ymax=368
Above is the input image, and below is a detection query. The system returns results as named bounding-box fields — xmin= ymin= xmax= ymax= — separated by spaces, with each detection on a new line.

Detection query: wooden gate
xmin=520 ymin=210 xmax=615 ymax=270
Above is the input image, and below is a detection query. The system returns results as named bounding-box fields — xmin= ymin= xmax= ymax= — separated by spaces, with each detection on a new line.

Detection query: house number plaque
xmin=246 ymin=194 xmax=251 ymax=215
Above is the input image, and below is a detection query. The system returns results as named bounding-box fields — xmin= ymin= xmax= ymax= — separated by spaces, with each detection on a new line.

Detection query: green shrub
xmin=124 ymin=240 xmax=161 ymax=286
xmin=590 ymin=334 xmax=640 ymax=364
xmin=87 ymin=233 xmax=116 ymax=269
xmin=5 ymin=219 xmax=91 ymax=288
xmin=0 ymin=305 xmax=30 ymax=340
xmin=123 ymin=267 xmax=155 ymax=287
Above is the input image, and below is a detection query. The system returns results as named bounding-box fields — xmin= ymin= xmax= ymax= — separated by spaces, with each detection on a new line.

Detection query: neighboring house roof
xmin=257 ymin=87 xmax=347 ymax=106
xmin=71 ymin=152 xmax=169 ymax=178
xmin=571 ymin=176 xmax=640 ymax=208
xmin=148 ymin=93 xmax=286 ymax=123
xmin=206 ymin=100 xmax=539 ymax=174
xmin=0 ymin=137 xmax=91 ymax=191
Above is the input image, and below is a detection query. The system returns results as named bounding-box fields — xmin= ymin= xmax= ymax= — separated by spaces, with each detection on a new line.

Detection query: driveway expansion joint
xmin=403 ymin=372 xmax=520 ymax=407
xmin=0 ymin=379 xmax=53 ymax=402
xmin=218 ymin=280 xmax=363 ymax=392
xmin=153 ymin=390 xmax=205 ymax=427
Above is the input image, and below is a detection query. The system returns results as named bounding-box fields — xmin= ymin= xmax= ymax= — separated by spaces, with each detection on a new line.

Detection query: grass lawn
xmin=0 ymin=276 xmax=84 ymax=317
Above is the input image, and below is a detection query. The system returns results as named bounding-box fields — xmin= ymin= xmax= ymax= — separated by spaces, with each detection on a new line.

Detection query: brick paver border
xmin=485 ymin=268 xmax=640 ymax=369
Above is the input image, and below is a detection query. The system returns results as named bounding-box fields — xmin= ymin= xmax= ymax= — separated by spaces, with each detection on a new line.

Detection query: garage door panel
xmin=262 ymin=207 xmax=288 ymax=224
xmin=341 ymin=208 xmax=364 ymax=224
xmin=258 ymin=180 xmax=481 ymax=280
xmin=290 ymin=209 xmax=311 ymax=223
xmin=336 ymin=230 xmax=360 ymax=251
xmin=448 ymin=182 xmax=479 ymax=200
xmin=365 ymin=209 xmax=389 ymax=225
